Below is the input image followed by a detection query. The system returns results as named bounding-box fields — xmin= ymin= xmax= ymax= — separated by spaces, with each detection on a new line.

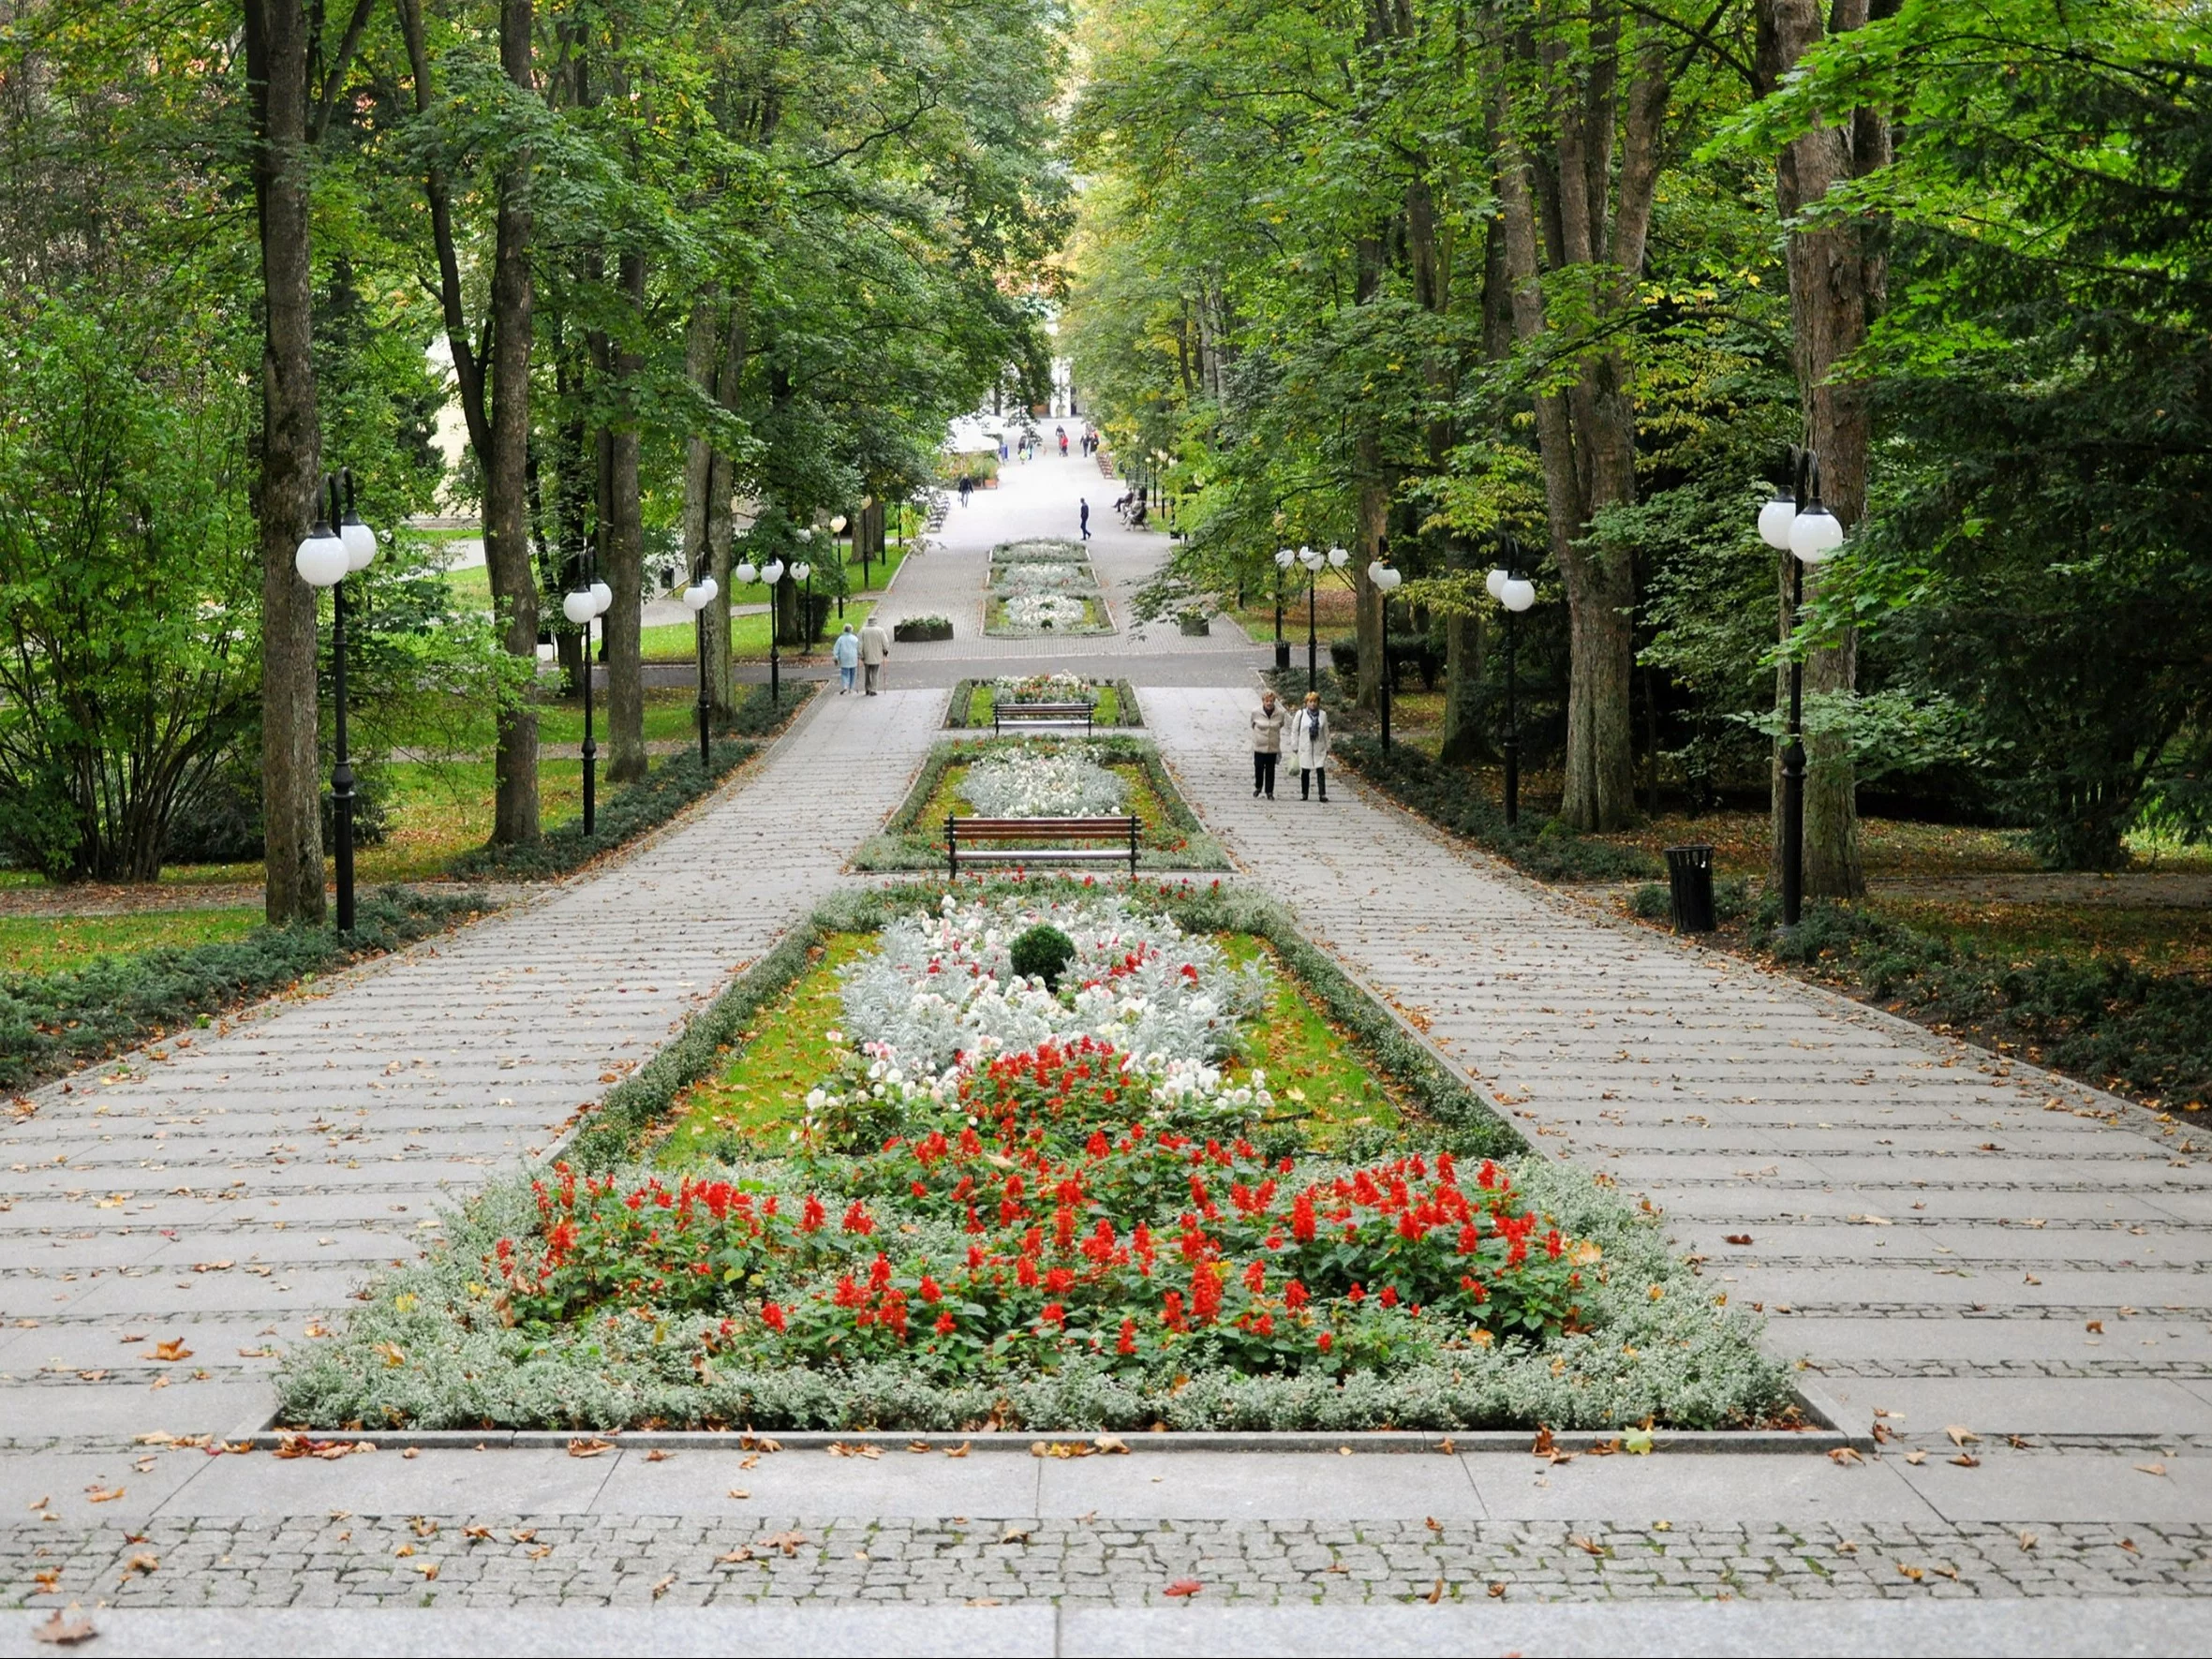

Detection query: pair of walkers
xmin=830 ymin=621 xmax=891 ymax=694
xmin=1248 ymin=689 xmax=1329 ymax=801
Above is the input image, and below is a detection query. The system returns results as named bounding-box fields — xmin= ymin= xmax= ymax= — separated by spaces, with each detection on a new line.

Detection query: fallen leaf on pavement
xmin=1945 ymin=1426 xmax=1978 ymax=1446
xmin=1001 ymin=1527 xmax=1032 ymax=1545
xmin=2017 ymin=1531 xmax=2038 ymax=1549
xmin=1950 ymin=1454 xmax=1981 ymax=1468
xmin=151 ymin=1341 xmax=191 ymax=1363
xmin=122 ymin=1554 xmax=157 ymax=1577
xmin=1569 ymin=1535 xmax=1604 ymax=1557
xmin=1898 ymin=1563 xmax=1924 ymax=1582
xmin=1905 ymin=1451 xmax=1927 ymax=1465
xmin=716 ymin=1548 xmax=754 ymax=1564
xmin=29 ymin=1609 xmax=96 ymax=1646
xmin=1164 ymin=1579 xmax=1203 ymax=1598
xmin=1724 ymin=1234 xmax=1753 ymax=1246
xmin=1487 ymin=1582 xmax=1507 ymax=1599
xmin=763 ymin=1531 xmax=807 ymax=1557
xmin=1425 ymin=1577 xmax=1445 ymax=1604
xmin=944 ymin=1443 xmax=971 ymax=1459
xmin=650 ymin=1574 xmax=675 ymax=1599
xmin=1828 ymin=1447 xmax=1862 ymax=1466
xmin=2136 ymin=1463 xmax=2168 ymax=1477
xmin=644 ymin=1449 xmax=672 ymax=1463
xmin=1093 ymin=1435 xmax=1129 ymax=1455
xmin=727 ymin=1489 xmax=750 ymax=1500
xmin=85 ymin=1488 xmax=123 ymax=1504
xmin=567 ymin=1438 xmax=614 ymax=1459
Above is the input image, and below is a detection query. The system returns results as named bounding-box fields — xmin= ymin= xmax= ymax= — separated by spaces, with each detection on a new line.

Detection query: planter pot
xmin=1177 ymin=615 xmax=1211 ymax=637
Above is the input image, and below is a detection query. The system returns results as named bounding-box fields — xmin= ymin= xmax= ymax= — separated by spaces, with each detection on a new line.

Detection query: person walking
xmin=1078 ymin=498 xmax=1091 ymax=541
xmin=831 ymin=622 xmax=860 ymax=694
xmin=958 ymin=474 xmax=973 ymax=509
xmin=858 ymin=616 xmax=891 ymax=695
xmin=1249 ymin=689 xmax=1285 ymax=799
xmin=1292 ymin=690 xmax=1329 ymax=801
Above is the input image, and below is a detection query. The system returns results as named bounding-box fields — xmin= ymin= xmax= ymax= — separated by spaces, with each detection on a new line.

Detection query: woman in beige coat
xmin=1249 ymin=690 xmax=1285 ymax=799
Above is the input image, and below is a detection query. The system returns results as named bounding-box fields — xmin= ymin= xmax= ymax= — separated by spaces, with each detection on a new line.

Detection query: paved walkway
xmin=0 ymin=689 xmax=944 ymax=1464
xmin=1145 ymin=688 xmax=2212 ymax=1460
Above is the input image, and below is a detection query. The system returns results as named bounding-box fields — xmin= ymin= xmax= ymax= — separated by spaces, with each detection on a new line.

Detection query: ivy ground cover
xmin=850 ymin=737 xmax=1228 ymax=872
xmin=276 ymin=880 xmax=1791 ymax=1433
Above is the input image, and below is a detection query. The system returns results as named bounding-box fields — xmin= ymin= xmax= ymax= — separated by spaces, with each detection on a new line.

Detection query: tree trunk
xmin=485 ymin=0 xmax=539 ymax=844
xmin=604 ymin=250 xmax=647 ymax=784
xmin=245 ymin=0 xmax=323 ymax=925
xmin=1492 ymin=17 xmax=1667 ymax=831
xmin=1758 ymin=0 xmax=1887 ymax=897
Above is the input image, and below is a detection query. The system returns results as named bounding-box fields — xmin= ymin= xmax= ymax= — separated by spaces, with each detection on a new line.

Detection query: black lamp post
xmin=1370 ymin=551 xmax=1403 ymax=752
xmin=1270 ymin=550 xmax=1291 ymax=672
xmin=1486 ymin=539 xmax=1537 ymax=826
xmin=560 ymin=573 xmax=610 ymax=834
xmin=293 ymin=468 xmax=378 ymax=933
xmin=680 ymin=567 xmax=720 ymax=768
xmin=762 ymin=552 xmax=787 ymax=705
xmin=1757 ymin=447 xmax=1845 ymax=929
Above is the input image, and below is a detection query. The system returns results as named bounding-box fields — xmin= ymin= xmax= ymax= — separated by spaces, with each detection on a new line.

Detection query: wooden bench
xmin=946 ymin=815 xmax=1139 ymax=879
xmin=992 ymin=700 xmax=1094 ymax=735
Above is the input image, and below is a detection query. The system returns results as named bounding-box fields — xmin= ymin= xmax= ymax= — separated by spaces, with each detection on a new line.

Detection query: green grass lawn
xmin=439 ymin=564 xmax=493 ymax=610
xmin=536 ymin=688 xmax=699 ymax=746
xmin=656 ymin=930 xmax=876 ymax=1159
xmin=644 ymin=602 xmax=873 ymax=663
xmin=655 ymin=930 xmax=1402 ymax=1163
xmin=360 ymin=759 xmax=585 ymax=881
xmin=0 ymin=909 xmax=261 ymax=976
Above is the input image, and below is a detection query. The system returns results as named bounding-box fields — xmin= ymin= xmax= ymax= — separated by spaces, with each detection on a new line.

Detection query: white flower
xmin=962 ymin=744 xmax=1125 ymax=818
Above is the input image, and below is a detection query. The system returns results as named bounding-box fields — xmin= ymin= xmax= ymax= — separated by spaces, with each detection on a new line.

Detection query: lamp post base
xmin=1274 ymin=640 xmax=1290 ymax=671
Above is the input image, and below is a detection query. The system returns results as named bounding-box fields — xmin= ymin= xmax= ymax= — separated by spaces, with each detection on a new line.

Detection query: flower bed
xmin=987 ymin=539 xmax=1112 ymax=637
xmin=851 ymin=737 xmax=1227 ymax=871
xmin=946 ymin=677 xmax=1141 ymax=729
xmin=960 ymin=744 xmax=1127 ymax=818
xmin=275 ymin=879 xmax=1793 ymax=1433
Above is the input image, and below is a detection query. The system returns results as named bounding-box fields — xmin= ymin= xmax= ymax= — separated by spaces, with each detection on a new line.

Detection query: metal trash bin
xmin=1664 ymin=843 xmax=1716 ymax=934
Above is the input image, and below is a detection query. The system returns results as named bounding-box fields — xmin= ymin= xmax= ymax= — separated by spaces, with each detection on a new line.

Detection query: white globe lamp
xmin=589 ymin=580 xmax=613 ymax=616
xmin=294 ymin=521 xmax=348 ymax=589
xmin=561 ymin=589 xmax=596 ymax=627
xmin=1789 ymin=502 xmax=1845 ymax=565
xmin=1501 ymin=577 xmax=1536 ymax=614
xmin=1487 ymin=568 xmax=1509 ymax=601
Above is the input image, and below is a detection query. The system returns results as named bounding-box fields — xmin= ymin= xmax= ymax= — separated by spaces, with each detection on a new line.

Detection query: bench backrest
xmin=996 ymin=702 xmax=1093 ymax=718
xmin=949 ymin=815 xmax=1136 ymax=840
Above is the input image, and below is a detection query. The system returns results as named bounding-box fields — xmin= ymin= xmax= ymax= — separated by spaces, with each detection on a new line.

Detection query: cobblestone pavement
xmin=1141 ymin=687 xmax=2212 ymax=1449
xmin=7 ymin=1511 xmax=2208 ymax=1608
xmin=0 ymin=689 xmax=947 ymax=1447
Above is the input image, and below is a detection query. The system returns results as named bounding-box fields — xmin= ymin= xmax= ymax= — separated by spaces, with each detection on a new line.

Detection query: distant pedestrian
xmin=832 ymin=623 xmax=860 ymax=693
xmin=1059 ymin=432 xmax=1068 ymax=455
xmin=1249 ymin=689 xmax=1284 ymax=800
xmin=859 ymin=618 xmax=891 ymax=694
xmin=958 ymin=474 xmax=973 ymax=508
xmin=1292 ymin=691 xmax=1329 ymax=801
xmin=1078 ymin=498 xmax=1091 ymax=541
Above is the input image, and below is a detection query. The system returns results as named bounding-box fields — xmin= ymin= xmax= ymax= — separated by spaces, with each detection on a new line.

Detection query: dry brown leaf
xmin=151 ymin=1340 xmax=191 ymax=1363
xmin=1093 ymin=1435 xmax=1129 ymax=1455
xmin=2018 ymin=1531 xmax=2038 ymax=1550
xmin=644 ymin=1449 xmax=672 ymax=1463
xmin=567 ymin=1438 xmax=614 ymax=1459
xmin=727 ymin=1489 xmax=750 ymax=1500
xmin=2136 ymin=1462 xmax=2169 ymax=1477
xmin=1425 ymin=1577 xmax=1445 ymax=1604
xmin=510 ymin=1529 xmax=537 ymax=1544
xmin=1951 ymin=1454 xmax=1981 ymax=1468
xmin=907 ymin=1441 xmax=933 ymax=1454
xmin=1724 ymin=1234 xmax=1753 ymax=1246
xmin=650 ymin=1573 xmax=675 ymax=1599
xmin=1828 ymin=1447 xmax=1863 ymax=1466
xmin=944 ymin=1442 xmax=971 ymax=1459
xmin=85 ymin=1487 xmax=124 ymax=1504
xmin=1945 ymin=1425 xmax=1979 ymax=1446
xmin=1436 ymin=1437 xmax=1456 ymax=1455
xmin=2086 ymin=1320 xmax=2104 ymax=1334
xmin=1570 ymin=1535 xmax=1604 ymax=1557
xmin=1487 ymin=1582 xmax=1507 ymax=1599
xmin=29 ymin=1610 xmax=96 ymax=1646
xmin=965 ymin=1597 xmax=1002 ymax=1607
xmin=393 ymin=1545 xmax=414 ymax=1559
xmin=1898 ymin=1563 xmax=1924 ymax=1583
xmin=527 ymin=1546 xmax=552 ymax=1561
xmin=1905 ymin=1450 xmax=1927 ymax=1466
xmin=464 ymin=1526 xmax=492 ymax=1540
xmin=1001 ymin=1527 xmax=1032 ymax=1545
xmin=716 ymin=1548 xmax=754 ymax=1565
xmin=1425 ymin=1517 xmax=1442 ymax=1533
xmin=413 ymin=1563 xmax=438 ymax=1581
xmin=33 ymin=1569 xmax=60 ymax=1592
xmin=1164 ymin=1578 xmax=1203 ymax=1598
xmin=122 ymin=1554 xmax=157 ymax=1577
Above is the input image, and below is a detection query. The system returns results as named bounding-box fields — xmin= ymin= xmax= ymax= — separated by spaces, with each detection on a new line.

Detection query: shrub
xmin=894 ymin=616 xmax=954 ymax=643
xmin=0 ymin=887 xmax=486 ymax=1090
xmin=1008 ymin=924 xmax=1078 ymax=990
xmin=1334 ymin=737 xmax=1661 ymax=883
xmin=450 ymin=685 xmax=813 ymax=881
xmin=1753 ymin=899 xmax=2212 ymax=1109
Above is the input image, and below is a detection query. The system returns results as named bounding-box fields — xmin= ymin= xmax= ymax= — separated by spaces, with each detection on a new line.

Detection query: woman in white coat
xmin=1291 ymin=690 xmax=1329 ymax=802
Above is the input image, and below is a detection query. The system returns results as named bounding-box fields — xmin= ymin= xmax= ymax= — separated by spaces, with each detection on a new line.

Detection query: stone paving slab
xmin=1 ymin=1601 xmax=2204 ymax=1657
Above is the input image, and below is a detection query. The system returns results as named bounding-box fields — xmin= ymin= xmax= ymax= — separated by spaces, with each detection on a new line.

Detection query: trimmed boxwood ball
xmin=1009 ymin=922 xmax=1077 ymax=990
